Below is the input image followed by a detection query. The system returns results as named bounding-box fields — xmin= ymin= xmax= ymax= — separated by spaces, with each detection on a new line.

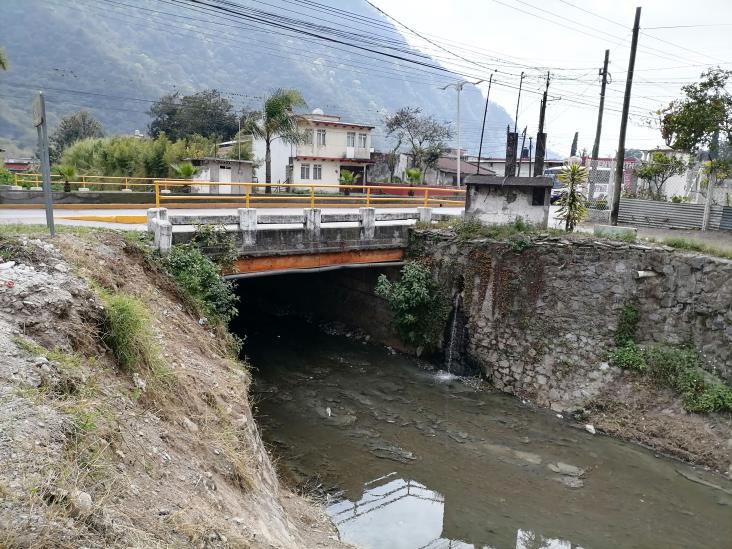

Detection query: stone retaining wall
xmin=413 ymin=232 xmax=732 ymax=409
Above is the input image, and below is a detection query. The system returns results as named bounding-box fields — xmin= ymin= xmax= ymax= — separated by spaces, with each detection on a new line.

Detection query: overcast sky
xmin=370 ymin=0 xmax=732 ymax=158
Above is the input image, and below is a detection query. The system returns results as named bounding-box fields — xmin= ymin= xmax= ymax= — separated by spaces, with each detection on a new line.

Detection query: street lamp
xmin=441 ymin=79 xmax=483 ymax=186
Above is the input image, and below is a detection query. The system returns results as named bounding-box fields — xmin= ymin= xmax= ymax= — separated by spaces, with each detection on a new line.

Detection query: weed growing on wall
xmin=191 ymin=224 xmax=239 ymax=270
xmin=164 ymin=243 xmax=239 ymax=323
xmin=375 ymin=261 xmax=450 ymax=351
xmin=610 ymin=304 xmax=732 ymax=413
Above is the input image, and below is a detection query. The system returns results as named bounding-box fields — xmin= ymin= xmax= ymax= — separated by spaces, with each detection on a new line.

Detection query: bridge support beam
xmin=417 ymin=207 xmax=433 ymax=224
xmin=238 ymin=208 xmax=257 ymax=247
xmin=304 ymin=208 xmax=321 ymax=240
xmin=359 ymin=207 xmax=375 ymax=240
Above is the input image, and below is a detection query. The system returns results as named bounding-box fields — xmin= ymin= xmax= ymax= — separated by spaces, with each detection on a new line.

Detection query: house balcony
xmin=344 ymin=147 xmax=370 ymax=160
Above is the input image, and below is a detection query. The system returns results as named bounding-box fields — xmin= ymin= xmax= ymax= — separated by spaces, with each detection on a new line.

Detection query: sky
xmin=369 ymin=0 xmax=732 ymax=158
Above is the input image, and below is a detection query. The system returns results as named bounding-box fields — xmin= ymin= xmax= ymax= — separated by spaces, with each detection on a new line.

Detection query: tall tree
xmin=49 ymin=110 xmax=104 ymax=162
xmin=242 ymin=88 xmax=306 ymax=194
xmin=385 ymin=107 xmax=452 ymax=182
xmin=570 ymin=132 xmax=579 ymax=157
xmin=635 ymin=152 xmax=687 ymax=201
xmin=148 ymin=90 xmax=238 ymax=141
xmin=660 ymin=68 xmax=732 ymax=223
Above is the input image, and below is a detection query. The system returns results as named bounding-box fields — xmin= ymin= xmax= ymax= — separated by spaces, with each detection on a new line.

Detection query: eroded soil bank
xmin=0 ymin=231 xmax=347 ymax=548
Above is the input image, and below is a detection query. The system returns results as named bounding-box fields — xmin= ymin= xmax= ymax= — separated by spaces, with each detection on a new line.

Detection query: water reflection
xmin=328 ymin=474 xmax=584 ymax=549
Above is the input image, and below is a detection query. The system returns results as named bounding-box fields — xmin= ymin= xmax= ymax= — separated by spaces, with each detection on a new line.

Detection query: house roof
xmin=464 ymin=175 xmax=553 ymax=188
xmin=295 ymin=155 xmax=373 ymax=164
xmin=437 ymin=157 xmax=495 ymax=176
xmin=302 ymin=119 xmax=374 ymax=130
xmin=184 ymin=157 xmax=253 ymax=164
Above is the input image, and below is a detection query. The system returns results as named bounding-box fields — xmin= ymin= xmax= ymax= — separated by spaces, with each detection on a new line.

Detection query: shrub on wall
xmin=375 ymin=261 xmax=450 ymax=352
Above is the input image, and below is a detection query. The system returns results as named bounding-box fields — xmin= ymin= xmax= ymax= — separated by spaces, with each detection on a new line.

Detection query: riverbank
xmin=0 ymin=229 xmax=348 ymax=548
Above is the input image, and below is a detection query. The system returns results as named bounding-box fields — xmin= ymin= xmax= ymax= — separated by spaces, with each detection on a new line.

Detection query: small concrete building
xmin=464 ymin=175 xmax=553 ymax=228
xmin=188 ymin=157 xmax=254 ymax=194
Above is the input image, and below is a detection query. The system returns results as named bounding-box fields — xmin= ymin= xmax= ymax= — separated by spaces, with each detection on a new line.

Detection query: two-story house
xmin=288 ymin=110 xmax=374 ymax=191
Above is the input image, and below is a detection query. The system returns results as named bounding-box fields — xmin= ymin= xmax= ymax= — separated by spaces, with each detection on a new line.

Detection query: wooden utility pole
xmin=517 ymin=126 xmax=527 ymax=176
xmin=589 ymin=49 xmax=610 ymax=200
xmin=533 ymin=71 xmax=550 ymax=177
xmin=610 ymin=7 xmax=641 ymax=225
xmin=477 ymin=74 xmax=494 ymax=175
xmin=514 ymin=71 xmax=525 ymax=134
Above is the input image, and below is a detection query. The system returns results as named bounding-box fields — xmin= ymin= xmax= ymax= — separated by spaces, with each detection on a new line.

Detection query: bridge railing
xmin=14 ymin=173 xmax=169 ymax=191
xmin=152 ymin=180 xmax=466 ymax=209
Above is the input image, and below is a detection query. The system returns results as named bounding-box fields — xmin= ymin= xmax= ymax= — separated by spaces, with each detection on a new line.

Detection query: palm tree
xmin=171 ymin=162 xmax=198 ymax=194
xmin=54 ymin=165 xmax=76 ymax=193
xmin=339 ymin=168 xmax=355 ymax=196
xmin=0 ymin=48 xmax=8 ymax=71
xmin=556 ymin=163 xmax=589 ymax=232
xmin=242 ymin=89 xmax=306 ymax=194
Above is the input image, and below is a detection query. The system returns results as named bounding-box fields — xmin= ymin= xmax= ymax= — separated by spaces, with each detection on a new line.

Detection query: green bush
xmin=102 ymin=293 xmax=161 ymax=373
xmin=375 ymin=261 xmax=450 ymax=350
xmin=164 ymin=243 xmax=238 ymax=323
xmin=0 ymin=167 xmax=13 ymax=184
xmin=614 ymin=305 xmax=640 ymax=346
xmin=610 ymin=342 xmax=647 ymax=372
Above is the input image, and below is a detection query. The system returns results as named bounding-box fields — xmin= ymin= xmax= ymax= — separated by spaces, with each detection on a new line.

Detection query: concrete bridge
xmin=147 ymin=207 xmax=462 ymax=277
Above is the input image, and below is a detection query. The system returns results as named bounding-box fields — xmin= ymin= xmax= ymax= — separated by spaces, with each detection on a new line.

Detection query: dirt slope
xmin=0 ymin=231 xmax=348 ymax=548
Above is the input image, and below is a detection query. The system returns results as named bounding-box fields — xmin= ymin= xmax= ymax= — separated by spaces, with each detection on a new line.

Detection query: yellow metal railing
xmin=152 ymin=180 xmax=466 ymax=209
xmin=13 ymin=173 xmax=162 ymax=191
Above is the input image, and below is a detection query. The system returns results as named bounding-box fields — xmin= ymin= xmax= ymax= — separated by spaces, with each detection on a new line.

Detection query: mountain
xmin=0 ymin=0 xmax=513 ymax=157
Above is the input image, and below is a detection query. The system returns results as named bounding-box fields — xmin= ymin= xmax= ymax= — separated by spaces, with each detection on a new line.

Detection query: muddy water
xmin=244 ymin=316 xmax=732 ymax=549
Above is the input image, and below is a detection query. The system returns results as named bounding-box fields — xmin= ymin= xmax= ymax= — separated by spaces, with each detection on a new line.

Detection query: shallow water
xmin=244 ymin=316 xmax=732 ymax=549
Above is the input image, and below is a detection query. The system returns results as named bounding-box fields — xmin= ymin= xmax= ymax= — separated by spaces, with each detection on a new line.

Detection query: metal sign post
xmin=32 ymin=92 xmax=55 ymax=236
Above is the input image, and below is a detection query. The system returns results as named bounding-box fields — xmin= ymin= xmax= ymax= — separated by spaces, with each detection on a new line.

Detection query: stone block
xmin=417 ymin=207 xmax=432 ymax=223
xmin=238 ymin=208 xmax=257 ymax=247
xmin=158 ymin=220 xmax=173 ymax=255
xmin=359 ymin=207 xmax=375 ymax=240
xmin=304 ymin=208 xmax=321 ymax=240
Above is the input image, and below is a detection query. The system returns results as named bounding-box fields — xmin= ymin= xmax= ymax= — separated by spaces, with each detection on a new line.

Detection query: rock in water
xmin=585 ymin=424 xmax=596 ymax=435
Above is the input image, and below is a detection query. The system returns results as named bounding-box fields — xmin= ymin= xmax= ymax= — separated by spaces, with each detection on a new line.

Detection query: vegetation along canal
xmin=232 ymin=275 xmax=732 ymax=549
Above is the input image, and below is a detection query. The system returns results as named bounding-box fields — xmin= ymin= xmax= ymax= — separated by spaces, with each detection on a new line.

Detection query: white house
xmin=288 ymin=109 xmax=374 ymax=192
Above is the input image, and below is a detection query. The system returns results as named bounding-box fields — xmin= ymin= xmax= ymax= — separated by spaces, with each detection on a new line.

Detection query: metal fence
xmin=617 ymin=198 xmax=730 ymax=230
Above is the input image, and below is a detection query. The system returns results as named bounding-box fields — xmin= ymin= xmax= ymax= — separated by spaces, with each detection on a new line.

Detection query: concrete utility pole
xmin=610 ymin=7 xmax=641 ymax=225
xmin=477 ymin=74 xmax=494 ymax=175
xmin=533 ymin=71 xmax=550 ymax=177
xmin=589 ymin=49 xmax=610 ymax=200
xmin=517 ymin=127 xmax=527 ymax=176
xmin=528 ymin=136 xmax=533 ymax=177
xmin=32 ymin=92 xmax=54 ymax=236
xmin=702 ymin=130 xmax=719 ymax=231
xmin=441 ymin=80 xmax=482 ymax=185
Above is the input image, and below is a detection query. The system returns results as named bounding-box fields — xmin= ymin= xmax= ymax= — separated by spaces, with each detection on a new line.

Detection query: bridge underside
xmin=226 ymin=248 xmax=405 ymax=278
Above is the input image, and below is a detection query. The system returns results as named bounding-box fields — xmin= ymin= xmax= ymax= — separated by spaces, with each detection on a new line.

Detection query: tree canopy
xmin=660 ymin=68 xmax=732 ymax=153
xmin=148 ymin=89 xmax=239 ymax=141
xmin=635 ymin=152 xmax=687 ymax=201
xmin=49 ymin=110 xmax=104 ymax=162
xmin=385 ymin=107 xmax=452 ymax=177
xmin=60 ymin=133 xmax=217 ymax=178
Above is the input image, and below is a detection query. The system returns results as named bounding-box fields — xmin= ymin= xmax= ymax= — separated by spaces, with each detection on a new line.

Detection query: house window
xmin=313 ymin=164 xmax=322 ymax=180
xmin=346 ymin=132 xmax=356 ymax=147
xmin=316 ymin=129 xmax=326 ymax=146
xmin=303 ymin=129 xmax=313 ymax=145
xmin=300 ymin=164 xmax=310 ymax=180
xmin=358 ymin=133 xmax=367 ymax=148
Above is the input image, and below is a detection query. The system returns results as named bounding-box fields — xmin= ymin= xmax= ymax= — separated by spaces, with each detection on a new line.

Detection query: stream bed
xmin=244 ymin=315 xmax=732 ymax=549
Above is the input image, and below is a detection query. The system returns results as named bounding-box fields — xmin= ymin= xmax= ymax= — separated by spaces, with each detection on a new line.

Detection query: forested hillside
xmin=0 ymin=0 xmax=513 ymax=156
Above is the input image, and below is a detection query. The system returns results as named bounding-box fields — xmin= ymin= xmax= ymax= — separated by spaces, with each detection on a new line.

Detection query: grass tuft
xmin=101 ymin=293 xmax=160 ymax=373
xmin=662 ymin=237 xmax=732 ymax=260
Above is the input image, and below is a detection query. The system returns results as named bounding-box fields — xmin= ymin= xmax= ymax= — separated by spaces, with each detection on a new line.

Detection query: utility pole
xmin=441 ymin=79 xmax=483 ymax=186
xmin=534 ymin=71 xmax=550 ymax=177
xmin=514 ymin=71 xmax=525 ymax=134
xmin=610 ymin=7 xmax=641 ymax=225
xmin=589 ymin=49 xmax=610 ymax=201
xmin=32 ymin=92 xmax=54 ymax=236
xmin=702 ymin=130 xmax=719 ymax=231
xmin=477 ymin=74 xmax=494 ymax=175
xmin=517 ymin=127 xmax=527 ymax=176
xmin=528 ymin=136 xmax=533 ymax=177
